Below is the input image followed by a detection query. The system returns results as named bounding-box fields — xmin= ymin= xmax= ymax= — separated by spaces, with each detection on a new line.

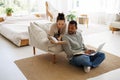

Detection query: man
xmin=62 ymin=20 xmax=105 ymax=73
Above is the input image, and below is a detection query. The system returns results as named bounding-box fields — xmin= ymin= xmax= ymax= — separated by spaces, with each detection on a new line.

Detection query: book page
xmin=50 ymin=36 xmax=58 ymax=43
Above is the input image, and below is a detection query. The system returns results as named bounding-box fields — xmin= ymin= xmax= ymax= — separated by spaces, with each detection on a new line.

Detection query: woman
xmin=49 ymin=13 xmax=66 ymax=42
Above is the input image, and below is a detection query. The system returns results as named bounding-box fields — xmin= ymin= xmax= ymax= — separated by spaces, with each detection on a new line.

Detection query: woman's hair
xmin=56 ymin=13 xmax=65 ymax=22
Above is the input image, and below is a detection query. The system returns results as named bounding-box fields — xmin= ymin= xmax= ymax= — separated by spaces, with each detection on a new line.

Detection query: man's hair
xmin=69 ymin=20 xmax=77 ymax=29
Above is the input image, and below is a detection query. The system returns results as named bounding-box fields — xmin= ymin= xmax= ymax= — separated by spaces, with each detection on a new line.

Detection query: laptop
xmin=90 ymin=42 xmax=105 ymax=56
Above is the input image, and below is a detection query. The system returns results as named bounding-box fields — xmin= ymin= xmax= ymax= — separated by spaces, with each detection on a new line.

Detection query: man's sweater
xmin=62 ymin=31 xmax=86 ymax=59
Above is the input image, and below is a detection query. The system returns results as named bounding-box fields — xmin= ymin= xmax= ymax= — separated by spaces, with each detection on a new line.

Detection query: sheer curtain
xmin=1 ymin=0 xmax=119 ymax=24
xmin=69 ymin=0 xmax=120 ymax=24
xmin=0 ymin=0 xmax=46 ymax=15
xmin=101 ymin=0 xmax=120 ymax=13
xmin=101 ymin=0 xmax=120 ymax=24
xmin=0 ymin=0 xmax=66 ymax=15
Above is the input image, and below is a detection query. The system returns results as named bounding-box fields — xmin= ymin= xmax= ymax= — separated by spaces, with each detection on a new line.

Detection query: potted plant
xmin=66 ymin=11 xmax=76 ymax=21
xmin=5 ymin=8 xmax=13 ymax=16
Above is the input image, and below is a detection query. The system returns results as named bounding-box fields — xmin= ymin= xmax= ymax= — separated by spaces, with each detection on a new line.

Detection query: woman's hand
xmin=49 ymin=35 xmax=66 ymax=45
xmin=50 ymin=40 xmax=66 ymax=45
xmin=57 ymin=36 xmax=62 ymax=41
xmin=50 ymin=40 xmax=56 ymax=44
xmin=56 ymin=41 xmax=67 ymax=45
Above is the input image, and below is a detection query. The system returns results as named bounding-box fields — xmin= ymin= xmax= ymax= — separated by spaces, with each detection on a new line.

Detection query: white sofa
xmin=28 ymin=22 xmax=65 ymax=63
xmin=109 ymin=14 xmax=120 ymax=33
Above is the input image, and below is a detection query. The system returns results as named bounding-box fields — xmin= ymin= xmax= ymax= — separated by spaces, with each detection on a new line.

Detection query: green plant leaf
xmin=66 ymin=13 xmax=76 ymax=21
xmin=5 ymin=7 xmax=14 ymax=14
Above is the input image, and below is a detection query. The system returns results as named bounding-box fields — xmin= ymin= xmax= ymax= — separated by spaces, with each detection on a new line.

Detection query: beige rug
xmin=15 ymin=50 xmax=120 ymax=80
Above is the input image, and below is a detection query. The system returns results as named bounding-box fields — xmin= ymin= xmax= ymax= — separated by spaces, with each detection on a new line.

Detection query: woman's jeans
xmin=69 ymin=52 xmax=105 ymax=67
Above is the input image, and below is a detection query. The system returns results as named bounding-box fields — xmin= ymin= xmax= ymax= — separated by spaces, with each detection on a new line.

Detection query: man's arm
xmin=77 ymin=32 xmax=87 ymax=50
xmin=62 ymin=36 xmax=75 ymax=55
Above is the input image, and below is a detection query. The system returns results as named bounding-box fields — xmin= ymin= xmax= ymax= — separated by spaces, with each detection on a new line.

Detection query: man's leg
xmin=70 ymin=55 xmax=92 ymax=67
xmin=90 ymin=52 xmax=105 ymax=67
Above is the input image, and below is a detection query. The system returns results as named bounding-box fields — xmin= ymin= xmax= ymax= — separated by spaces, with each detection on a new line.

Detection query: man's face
xmin=68 ymin=24 xmax=77 ymax=35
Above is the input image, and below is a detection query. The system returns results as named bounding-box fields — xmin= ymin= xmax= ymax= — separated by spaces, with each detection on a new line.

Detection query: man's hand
xmin=85 ymin=49 xmax=95 ymax=54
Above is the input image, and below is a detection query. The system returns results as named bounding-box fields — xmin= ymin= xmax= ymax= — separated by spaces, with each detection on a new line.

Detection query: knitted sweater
xmin=62 ymin=31 xmax=86 ymax=59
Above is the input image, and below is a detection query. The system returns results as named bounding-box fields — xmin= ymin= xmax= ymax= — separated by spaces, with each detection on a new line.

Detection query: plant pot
xmin=7 ymin=13 xmax=12 ymax=16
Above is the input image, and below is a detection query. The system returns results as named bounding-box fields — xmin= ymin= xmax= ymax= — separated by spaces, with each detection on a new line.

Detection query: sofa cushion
xmin=29 ymin=22 xmax=63 ymax=53
xmin=34 ymin=21 xmax=52 ymax=34
xmin=48 ymin=43 xmax=63 ymax=53
xmin=110 ymin=22 xmax=120 ymax=28
xmin=29 ymin=22 xmax=49 ymax=51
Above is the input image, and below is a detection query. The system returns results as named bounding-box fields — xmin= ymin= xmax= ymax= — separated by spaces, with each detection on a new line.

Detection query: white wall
xmin=48 ymin=0 xmax=68 ymax=13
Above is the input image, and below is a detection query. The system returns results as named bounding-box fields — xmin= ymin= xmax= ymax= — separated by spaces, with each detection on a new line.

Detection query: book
xmin=50 ymin=36 xmax=58 ymax=43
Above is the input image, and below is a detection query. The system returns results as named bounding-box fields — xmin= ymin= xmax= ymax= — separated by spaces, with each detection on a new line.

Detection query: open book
xmin=89 ymin=42 xmax=105 ymax=56
xmin=50 ymin=36 xmax=58 ymax=43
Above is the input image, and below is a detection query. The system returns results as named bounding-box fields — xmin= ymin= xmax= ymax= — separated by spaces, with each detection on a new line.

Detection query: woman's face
xmin=57 ymin=20 xmax=65 ymax=29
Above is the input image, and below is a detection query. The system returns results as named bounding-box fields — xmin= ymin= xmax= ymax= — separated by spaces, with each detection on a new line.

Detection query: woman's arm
xmin=49 ymin=23 xmax=56 ymax=36
xmin=58 ymin=24 xmax=67 ymax=41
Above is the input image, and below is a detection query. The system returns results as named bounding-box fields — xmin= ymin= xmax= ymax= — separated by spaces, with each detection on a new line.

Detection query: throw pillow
xmin=34 ymin=21 xmax=52 ymax=34
xmin=30 ymin=22 xmax=48 ymax=40
xmin=29 ymin=22 xmax=49 ymax=51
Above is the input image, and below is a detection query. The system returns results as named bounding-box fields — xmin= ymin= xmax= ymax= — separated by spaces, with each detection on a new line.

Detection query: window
xmin=71 ymin=0 xmax=120 ymax=14
xmin=0 ymin=0 xmax=6 ymax=15
xmin=0 ymin=0 xmax=46 ymax=15
xmin=69 ymin=0 xmax=120 ymax=24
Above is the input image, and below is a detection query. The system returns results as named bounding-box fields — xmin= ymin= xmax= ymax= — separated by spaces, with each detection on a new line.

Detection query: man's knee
xmin=79 ymin=55 xmax=89 ymax=61
xmin=98 ymin=52 xmax=105 ymax=60
xmin=79 ymin=55 xmax=92 ymax=66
